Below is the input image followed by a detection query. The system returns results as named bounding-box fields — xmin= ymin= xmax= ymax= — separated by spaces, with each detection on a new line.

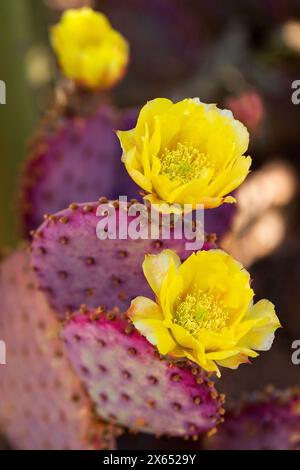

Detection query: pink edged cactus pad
xmin=62 ymin=308 xmax=225 ymax=438
xmin=31 ymin=200 xmax=215 ymax=318
xmin=0 ymin=250 xmax=115 ymax=450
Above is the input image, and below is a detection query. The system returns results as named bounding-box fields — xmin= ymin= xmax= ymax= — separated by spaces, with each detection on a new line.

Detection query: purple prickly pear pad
xmin=63 ymin=309 xmax=224 ymax=438
xmin=20 ymin=105 xmax=139 ymax=233
xmin=0 ymin=250 xmax=115 ymax=450
xmin=31 ymin=201 xmax=215 ymax=318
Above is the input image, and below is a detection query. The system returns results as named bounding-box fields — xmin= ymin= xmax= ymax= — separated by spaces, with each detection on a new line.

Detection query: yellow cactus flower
xmin=50 ymin=8 xmax=129 ymax=90
xmin=117 ymin=98 xmax=252 ymax=211
xmin=128 ymin=249 xmax=280 ymax=376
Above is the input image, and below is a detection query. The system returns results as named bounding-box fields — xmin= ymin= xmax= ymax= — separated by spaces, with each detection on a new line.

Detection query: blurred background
xmin=1 ymin=0 xmax=300 ymax=401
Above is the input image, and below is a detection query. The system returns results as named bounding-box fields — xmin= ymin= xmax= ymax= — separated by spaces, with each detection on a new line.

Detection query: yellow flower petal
xmin=122 ymin=148 xmax=153 ymax=193
xmin=116 ymin=129 xmax=135 ymax=153
xmin=205 ymin=349 xmax=240 ymax=361
xmin=117 ymin=97 xmax=251 ymax=211
xmin=135 ymin=98 xmax=173 ymax=136
xmin=50 ymin=8 xmax=129 ymax=90
xmin=143 ymin=250 xmax=181 ymax=297
xmin=135 ymin=319 xmax=176 ymax=355
xmin=128 ymin=296 xmax=164 ymax=322
xmin=197 ymin=329 xmax=235 ymax=351
xmin=239 ymin=299 xmax=281 ymax=351
xmin=128 ymin=296 xmax=176 ymax=355
xmin=170 ymin=323 xmax=200 ymax=351
xmin=143 ymin=194 xmax=185 ymax=214
xmin=129 ymin=249 xmax=279 ymax=376
xmin=216 ymin=353 xmax=251 ymax=369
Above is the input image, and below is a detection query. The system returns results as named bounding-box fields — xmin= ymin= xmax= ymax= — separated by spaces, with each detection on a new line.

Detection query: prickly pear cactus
xmin=31 ymin=200 xmax=215 ymax=318
xmin=20 ymin=103 xmax=139 ymax=234
xmin=204 ymin=388 xmax=300 ymax=450
xmin=0 ymin=250 xmax=115 ymax=450
xmin=62 ymin=308 xmax=225 ymax=438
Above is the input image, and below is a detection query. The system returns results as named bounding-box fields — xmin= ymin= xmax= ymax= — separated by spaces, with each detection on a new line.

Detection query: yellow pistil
xmin=160 ymin=142 xmax=213 ymax=184
xmin=174 ymin=291 xmax=229 ymax=336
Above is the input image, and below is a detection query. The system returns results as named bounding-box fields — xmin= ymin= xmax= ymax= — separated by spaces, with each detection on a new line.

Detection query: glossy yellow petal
xmin=178 ymin=250 xmax=253 ymax=317
xmin=136 ymin=319 xmax=177 ymax=355
xmin=151 ymin=174 xmax=181 ymax=203
xmin=159 ymin=264 xmax=185 ymax=321
xmin=143 ymin=249 xmax=181 ymax=297
xmin=170 ymin=323 xmax=200 ymax=351
xmin=200 ymin=195 xmax=236 ymax=209
xmin=128 ymin=296 xmax=164 ymax=322
xmin=239 ymin=299 xmax=281 ymax=351
xmin=216 ymin=353 xmax=251 ymax=369
xmin=128 ymin=296 xmax=177 ymax=354
xmin=117 ymin=97 xmax=251 ymax=210
xmin=209 ymin=155 xmax=252 ymax=197
xmin=205 ymin=349 xmax=240 ymax=361
xmin=143 ymin=194 xmax=184 ymax=214
xmin=197 ymin=329 xmax=235 ymax=351
xmin=132 ymin=249 xmax=278 ymax=376
xmin=122 ymin=148 xmax=153 ymax=192
xmin=116 ymin=129 xmax=135 ymax=153
xmin=177 ymin=348 xmax=221 ymax=376
xmin=135 ymin=98 xmax=173 ymax=136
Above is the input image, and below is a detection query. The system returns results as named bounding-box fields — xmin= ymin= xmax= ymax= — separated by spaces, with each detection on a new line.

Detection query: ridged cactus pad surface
xmin=63 ymin=309 xmax=225 ymax=438
xmin=0 ymin=250 xmax=115 ymax=450
xmin=31 ymin=201 xmax=213 ymax=318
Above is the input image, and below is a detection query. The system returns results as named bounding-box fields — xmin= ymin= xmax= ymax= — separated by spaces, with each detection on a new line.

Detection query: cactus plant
xmin=0 ymin=2 xmax=287 ymax=451
xmin=20 ymin=102 xmax=138 ymax=234
xmin=204 ymin=388 xmax=300 ymax=450
xmin=31 ymin=200 xmax=215 ymax=318
xmin=0 ymin=250 xmax=115 ymax=450
xmin=19 ymin=98 xmax=235 ymax=241
xmin=62 ymin=307 xmax=225 ymax=438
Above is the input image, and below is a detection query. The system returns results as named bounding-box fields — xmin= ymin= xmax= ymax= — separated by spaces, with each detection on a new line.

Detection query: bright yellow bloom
xmin=50 ymin=8 xmax=129 ymax=90
xmin=128 ymin=249 xmax=280 ymax=376
xmin=117 ymin=98 xmax=252 ymax=211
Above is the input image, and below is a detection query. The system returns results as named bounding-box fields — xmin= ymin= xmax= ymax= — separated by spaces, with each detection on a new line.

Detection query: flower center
xmin=174 ymin=291 xmax=229 ymax=336
xmin=160 ymin=142 xmax=213 ymax=184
